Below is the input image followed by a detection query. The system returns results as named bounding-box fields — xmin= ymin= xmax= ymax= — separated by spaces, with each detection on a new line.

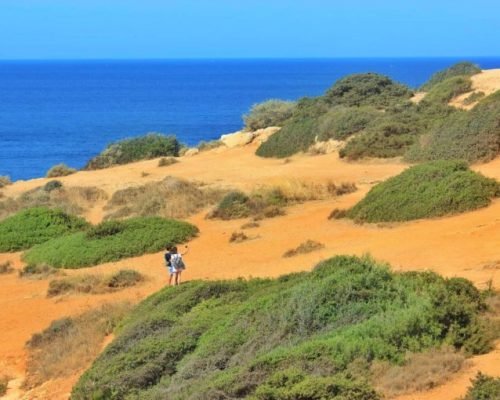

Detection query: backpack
xmin=171 ymin=254 xmax=185 ymax=270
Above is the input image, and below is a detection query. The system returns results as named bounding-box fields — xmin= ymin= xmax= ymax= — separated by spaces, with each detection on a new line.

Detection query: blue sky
xmin=0 ymin=0 xmax=498 ymax=59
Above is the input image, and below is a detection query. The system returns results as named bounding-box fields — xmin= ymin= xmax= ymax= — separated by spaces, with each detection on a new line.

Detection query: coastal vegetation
xmin=0 ymin=175 xmax=11 ymax=188
xmin=23 ymin=216 xmax=198 ymax=268
xmin=0 ymin=207 xmax=89 ymax=252
xmin=254 ymin=62 xmax=500 ymax=163
xmin=46 ymin=163 xmax=77 ymax=178
xmin=345 ymin=161 xmax=500 ymax=223
xmin=244 ymin=99 xmax=296 ymax=131
xmin=84 ymin=133 xmax=180 ymax=170
xmin=158 ymin=157 xmax=178 ymax=167
xmin=72 ymin=255 xmax=496 ymax=399
xmin=283 ymin=239 xmax=324 ymax=257
xmin=47 ymin=269 xmax=144 ymax=297
xmin=104 ymin=176 xmax=225 ymax=220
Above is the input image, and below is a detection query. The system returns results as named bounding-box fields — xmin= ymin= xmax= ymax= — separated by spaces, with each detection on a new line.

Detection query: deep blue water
xmin=1 ymin=57 xmax=500 ymax=181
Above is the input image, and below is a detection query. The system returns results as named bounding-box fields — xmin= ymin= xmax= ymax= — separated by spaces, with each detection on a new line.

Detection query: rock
xmin=220 ymin=131 xmax=255 ymax=148
xmin=252 ymin=127 xmax=281 ymax=144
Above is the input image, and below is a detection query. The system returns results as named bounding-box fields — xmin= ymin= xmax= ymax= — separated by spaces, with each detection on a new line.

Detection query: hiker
xmin=170 ymin=245 xmax=188 ymax=285
xmin=164 ymin=244 xmax=176 ymax=286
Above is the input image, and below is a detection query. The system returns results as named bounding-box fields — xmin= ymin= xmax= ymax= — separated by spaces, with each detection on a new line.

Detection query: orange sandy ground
xmin=1 ymin=143 xmax=500 ymax=399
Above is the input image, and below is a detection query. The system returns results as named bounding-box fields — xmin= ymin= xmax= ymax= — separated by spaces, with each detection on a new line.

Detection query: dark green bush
xmin=84 ymin=133 xmax=180 ymax=170
xmin=346 ymin=161 xmax=500 ymax=223
xmin=462 ymin=372 xmax=500 ymax=400
xmin=324 ymin=73 xmax=413 ymax=108
xmin=23 ymin=216 xmax=198 ymax=268
xmin=0 ymin=207 xmax=89 ymax=252
xmin=243 ymin=99 xmax=296 ymax=130
xmin=46 ymin=163 xmax=76 ymax=178
xmin=421 ymin=62 xmax=480 ymax=91
xmin=73 ymin=255 xmax=490 ymax=399
xmin=208 ymin=191 xmax=252 ymax=220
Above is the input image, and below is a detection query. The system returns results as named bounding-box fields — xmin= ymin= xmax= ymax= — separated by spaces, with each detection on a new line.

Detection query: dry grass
xmin=104 ymin=176 xmax=226 ymax=220
xmin=253 ymin=179 xmax=357 ymax=203
xmin=24 ymin=302 xmax=131 ymax=389
xmin=0 ymin=176 xmax=11 ymax=188
xmin=0 ymin=261 xmax=14 ymax=274
xmin=46 ymin=163 xmax=77 ymax=178
xmin=0 ymin=185 xmax=108 ymax=220
xmin=47 ymin=269 xmax=144 ymax=297
xmin=241 ymin=221 xmax=260 ymax=229
xmin=372 ymin=347 xmax=466 ymax=398
xmin=19 ymin=264 xmax=62 ymax=280
xmin=283 ymin=240 xmax=324 ymax=258
xmin=229 ymin=231 xmax=249 ymax=243
xmin=158 ymin=157 xmax=179 ymax=167
xmin=0 ymin=375 xmax=9 ymax=396
xmin=328 ymin=208 xmax=348 ymax=220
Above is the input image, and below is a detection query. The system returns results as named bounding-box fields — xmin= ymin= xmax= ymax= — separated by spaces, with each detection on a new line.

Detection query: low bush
xmin=104 ymin=177 xmax=225 ymax=220
xmin=46 ymin=163 xmax=76 ymax=178
xmin=43 ymin=180 xmax=63 ymax=192
xmin=24 ymin=303 xmax=131 ymax=389
xmin=0 ymin=207 xmax=89 ymax=252
xmin=328 ymin=208 xmax=348 ymax=220
xmin=19 ymin=263 xmax=59 ymax=279
xmin=208 ymin=191 xmax=253 ymax=220
xmin=0 ymin=261 xmax=14 ymax=274
xmin=84 ymin=133 xmax=180 ymax=170
xmin=23 ymin=216 xmax=198 ymax=268
xmin=283 ymin=240 xmax=324 ymax=257
xmin=73 ymin=255 xmax=492 ymax=399
xmin=462 ymin=372 xmax=500 ymax=400
xmin=422 ymin=76 xmax=473 ymax=105
xmin=243 ymin=99 xmax=296 ymax=130
xmin=347 ymin=161 xmax=500 ymax=223
xmin=317 ymin=106 xmax=381 ymax=141
xmin=47 ymin=269 xmax=144 ymax=297
xmin=158 ymin=157 xmax=178 ymax=167
xmin=197 ymin=139 xmax=224 ymax=152
xmin=420 ymin=62 xmax=481 ymax=91
xmin=0 ymin=176 xmax=11 ymax=188
xmin=241 ymin=221 xmax=260 ymax=229
xmin=229 ymin=231 xmax=249 ymax=243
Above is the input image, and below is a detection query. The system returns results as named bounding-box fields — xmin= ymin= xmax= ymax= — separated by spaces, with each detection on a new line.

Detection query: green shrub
xmin=317 ymin=106 xmax=381 ymax=141
xmin=422 ymin=76 xmax=473 ymax=104
xmin=0 ymin=176 xmax=12 ymax=188
xmin=346 ymin=161 xmax=500 ymax=223
xmin=73 ymin=255 xmax=490 ymax=399
xmin=19 ymin=263 xmax=59 ymax=279
xmin=84 ymin=133 xmax=180 ymax=170
xmin=462 ymin=372 xmax=500 ymax=400
xmin=244 ymin=99 xmax=296 ymax=130
xmin=324 ymin=73 xmax=413 ymax=108
xmin=406 ymin=91 xmax=500 ymax=163
xmin=208 ymin=191 xmax=253 ymax=220
xmin=23 ymin=216 xmax=198 ymax=268
xmin=46 ymin=163 xmax=76 ymax=178
xmin=421 ymin=62 xmax=481 ymax=91
xmin=0 ymin=207 xmax=89 ymax=252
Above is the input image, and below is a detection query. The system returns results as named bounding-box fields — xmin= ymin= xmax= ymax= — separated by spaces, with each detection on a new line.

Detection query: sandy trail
xmin=1 ymin=144 xmax=500 ymax=399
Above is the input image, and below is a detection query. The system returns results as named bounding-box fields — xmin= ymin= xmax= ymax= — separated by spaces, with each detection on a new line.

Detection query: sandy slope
xmin=1 ymin=132 xmax=500 ymax=398
xmin=450 ymin=68 xmax=500 ymax=109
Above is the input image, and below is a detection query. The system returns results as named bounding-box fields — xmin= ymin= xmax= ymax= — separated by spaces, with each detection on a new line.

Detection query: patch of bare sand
xmin=1 ymin=144 xmax=500 ymax=399
xmin=450 ymin=68 xmax=500 ymax=109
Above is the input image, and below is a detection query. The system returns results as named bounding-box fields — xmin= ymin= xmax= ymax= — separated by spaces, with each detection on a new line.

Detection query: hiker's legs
xmin=175 ymin=271 xmax=180 ymax=285
xmin=177 ymin=270 xmax=182 ymax=285
xmin=169 ymin=272 xmax=174 ymax=286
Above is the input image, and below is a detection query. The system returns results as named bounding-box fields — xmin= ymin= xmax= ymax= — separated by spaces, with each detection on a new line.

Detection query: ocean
xmin=1 ymin=57 xmax=499 ymax=181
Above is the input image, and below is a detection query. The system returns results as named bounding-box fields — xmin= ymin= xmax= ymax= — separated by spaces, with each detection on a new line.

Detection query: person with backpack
xmin=170 ymin=245 xmax=188 ymax=285
xmin=164 ymin=244 xmax=176 ymax=286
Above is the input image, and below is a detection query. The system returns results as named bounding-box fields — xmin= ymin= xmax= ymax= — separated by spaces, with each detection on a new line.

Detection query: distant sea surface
xmin=1 ymin=58 xmax=500 ymax=180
